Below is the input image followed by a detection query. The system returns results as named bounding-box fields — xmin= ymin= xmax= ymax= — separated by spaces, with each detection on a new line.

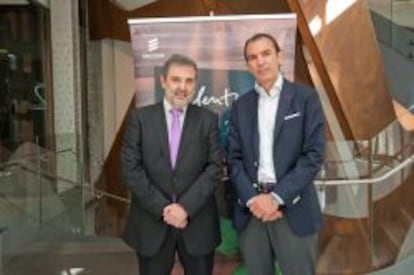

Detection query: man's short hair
xmin=161 ymin=54 xmax=198 ymax=78
xmin=243 ymin=33 xmax=281 ymax=62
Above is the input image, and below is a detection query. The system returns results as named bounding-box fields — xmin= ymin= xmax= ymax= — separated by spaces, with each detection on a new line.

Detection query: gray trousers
xmin=239 ymin=216 xmax=317 ymax=275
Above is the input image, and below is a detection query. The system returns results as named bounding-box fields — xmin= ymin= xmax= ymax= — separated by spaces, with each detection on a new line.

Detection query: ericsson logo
xmin=147 ymin=37 xmax=158 ymax=52
xmin=142 ymin=37 xmax=165 ymax=59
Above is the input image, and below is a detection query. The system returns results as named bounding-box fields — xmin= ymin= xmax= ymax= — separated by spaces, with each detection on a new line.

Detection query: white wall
xmin=87 ymin=39 xmax=135 ymax=183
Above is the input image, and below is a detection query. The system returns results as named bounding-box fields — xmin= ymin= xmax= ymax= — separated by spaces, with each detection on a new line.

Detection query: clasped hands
xmin=249 ymin=194 xmax=283 ymax=222
xmin=163 ymin=203 xmax=188 ymax=229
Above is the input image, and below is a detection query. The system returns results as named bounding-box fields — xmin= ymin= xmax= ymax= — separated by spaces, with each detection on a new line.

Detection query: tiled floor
xmin=2 ymin=242 xmax=241 ymax=275
xmin=4 ymin=227 xmax=414 ymax=275
xmin=3 ymin=251 xmax=139 ymax=275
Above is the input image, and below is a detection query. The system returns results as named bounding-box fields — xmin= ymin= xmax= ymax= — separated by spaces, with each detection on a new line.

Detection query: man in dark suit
xmin=228 ymin=33 xmax=325 ymax=275
xmin=121 ymin=54 xmax=222 ymax=275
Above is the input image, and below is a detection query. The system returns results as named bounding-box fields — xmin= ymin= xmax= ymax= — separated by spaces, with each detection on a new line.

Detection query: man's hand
xmin=261 ymin=207 xmax=283 ymax=222
xmin=248 ymin=194 xmax=283 ymax=222
xmin=163 ymin=203 xmax=189 ymax=229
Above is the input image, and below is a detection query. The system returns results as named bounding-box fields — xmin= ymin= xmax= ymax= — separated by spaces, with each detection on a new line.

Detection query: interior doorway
xmin=0 ymin=3 xmax=53 ymax=161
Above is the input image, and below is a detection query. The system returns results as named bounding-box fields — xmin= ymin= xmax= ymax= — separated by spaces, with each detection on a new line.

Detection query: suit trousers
xmin=136 ymin=228 xmax=214 ymax=275
xmin=239 ymin=216 xmax=317 ymax=275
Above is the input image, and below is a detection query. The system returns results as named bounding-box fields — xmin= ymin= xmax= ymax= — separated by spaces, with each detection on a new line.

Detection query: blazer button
xmin=254 ymin=161 xmax=258 ymax=167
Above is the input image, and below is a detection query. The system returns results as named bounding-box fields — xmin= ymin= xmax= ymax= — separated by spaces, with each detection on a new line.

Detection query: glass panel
xmin=317 ymin=183 xmax=372 ymax=273
xmin=321 ymin=140 xmax=371 ymax=181
xmin=0 ymin=133 xmax=80 ymax=263
xmin=0 ymin=5 xmax=52 ymax=159
xmin=316 ymin=117 xmax=414 ymax=273
xmin=369 ymin=0 xmax=414 ymax=62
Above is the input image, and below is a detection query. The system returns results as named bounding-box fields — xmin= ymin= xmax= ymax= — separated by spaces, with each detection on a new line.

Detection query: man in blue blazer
xmin=228 ymin=33 xmax=325 ymax=275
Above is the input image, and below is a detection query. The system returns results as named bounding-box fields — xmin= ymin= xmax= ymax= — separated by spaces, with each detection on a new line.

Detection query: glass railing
xmin=0 ymin=133 xmax=85 ymax=264
xmin=0 ymin=141 xmax=133 ymax=275
xmin=0 ymin=118 xmax=413 ymax=274
xmin=319 ymin=113 xmax=413 ymax=182
xmin=315 ymin=112 xmax=414 ymax=273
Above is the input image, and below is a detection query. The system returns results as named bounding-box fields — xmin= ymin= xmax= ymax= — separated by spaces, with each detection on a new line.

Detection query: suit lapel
xmin=273 ymin=80 xmax=295 ymax=142
xmin=250 ymin=92 xmax=259 ymax=162
xmin=154 ymin=103 xmax=171 ymax=168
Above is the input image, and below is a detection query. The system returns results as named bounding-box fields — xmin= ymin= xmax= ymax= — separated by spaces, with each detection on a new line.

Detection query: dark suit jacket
xmin=228 ymin=78 xmax=325 ymax=237
xmin=121 ymin=102 xmax=222 ymax=257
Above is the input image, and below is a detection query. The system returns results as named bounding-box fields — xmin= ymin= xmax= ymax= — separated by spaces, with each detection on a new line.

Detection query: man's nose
xmin=178 ymin=81 xmax=186 ymax=90
xmin=257 ymin=55 xmax=265 ymax=65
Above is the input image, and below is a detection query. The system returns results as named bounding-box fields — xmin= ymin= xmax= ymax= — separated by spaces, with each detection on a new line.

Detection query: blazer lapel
xmin=273 ymin=80 xmax=295 ymax=142
xmin=250 ymin=92 xmax=259 ymax=162
xmin=154 ymin=102 xmax=171 ymax=167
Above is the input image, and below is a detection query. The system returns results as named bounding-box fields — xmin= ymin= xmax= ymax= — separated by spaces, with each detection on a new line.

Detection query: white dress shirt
xmin=256 ymin=74 xmax=283 ymax=184
xmin=255 ymin=74 xmax=284 ymax=205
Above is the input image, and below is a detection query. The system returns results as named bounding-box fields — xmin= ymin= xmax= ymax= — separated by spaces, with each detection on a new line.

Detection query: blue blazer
xmin=228 ymin=78 xmax=325 ymax=237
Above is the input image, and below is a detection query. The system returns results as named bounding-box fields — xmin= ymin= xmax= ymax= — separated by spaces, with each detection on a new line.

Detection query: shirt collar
xmin=255 ymin=74 xmax=283 ymax=98
xmin=163 ymin=98 xmax=188 ymax=114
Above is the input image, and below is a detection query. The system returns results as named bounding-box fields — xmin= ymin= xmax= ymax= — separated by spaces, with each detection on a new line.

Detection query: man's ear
xmin=277 ymin=51 xmax=284 ymax=63
xmin=160 ymin=75 xmax=166 ymax=89
xmin=245 ymin=59 xmax=253 ymax=72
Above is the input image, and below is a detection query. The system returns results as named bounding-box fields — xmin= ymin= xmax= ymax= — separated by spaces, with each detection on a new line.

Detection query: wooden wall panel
xmin=287 ymin=0 xmax=395 ymax=140
xmin=393 ymin=100 xmax=414 ymax=131
xmin=88 ymin=0 xmax=128 ymax=40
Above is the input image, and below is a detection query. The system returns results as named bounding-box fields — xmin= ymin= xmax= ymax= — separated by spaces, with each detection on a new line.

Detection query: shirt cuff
xmin=271 ymin=192 xmax=284 ymax=205
xmin=246 ymin=196 xmax=257 ymax=207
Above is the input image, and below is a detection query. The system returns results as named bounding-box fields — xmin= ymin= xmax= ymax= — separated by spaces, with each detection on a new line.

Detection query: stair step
xmin=372 ymin=228 xmax=399 ymax=269
xmin=317 ymin=234 xmax=372 ymax=274
xmin=382 ymin=221 xmax=408 ymax=248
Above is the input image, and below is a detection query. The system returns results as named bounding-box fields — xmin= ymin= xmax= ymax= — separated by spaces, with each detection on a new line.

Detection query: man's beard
xmin=173 ymin=90 xmax=193 ymax=108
